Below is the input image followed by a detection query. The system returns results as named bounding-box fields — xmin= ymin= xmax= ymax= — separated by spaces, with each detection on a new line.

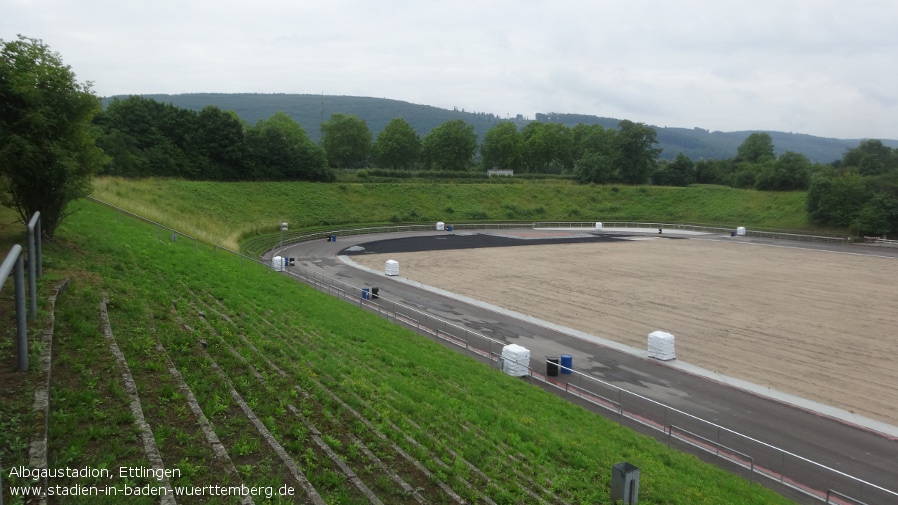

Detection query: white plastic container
xmin=272 ymin=256 xmax=284 ymax=272
xmin=736 ymin=226 xmax=746 ymax=236
xmin=436 ymin=222 xmax=445 ymax=231
xmin=501 ymin=344 xmax=531 ymax=377
xmin=595 ymin=222 xmax=603 ymax=229
xmin=648 ymin=331 xmax=676 ymax=361
xmin=385 ymin=260 xmax=400 ymax=276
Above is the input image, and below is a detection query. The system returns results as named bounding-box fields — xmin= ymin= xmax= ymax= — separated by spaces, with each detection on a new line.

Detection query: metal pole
xmin=28 ymin=211 xmax=44 ymax=277
xmin=780 ymin=452 xmax=786 ymax=483
xmin=27 ymin=217 xmax=37 ymax=319
xmin=35 ymin=214 xmax=42 ymax=278
xmin=16 ymin=252 xmax=28 ymax=371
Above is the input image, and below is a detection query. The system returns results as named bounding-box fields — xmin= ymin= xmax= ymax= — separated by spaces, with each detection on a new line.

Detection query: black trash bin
xmin=371 ymin=287 xmax=379 ymax=299
xmin=611 ymin=462 xmax=640 ymax=504
xmin=546 ymin=356 xmax=559 ymax=377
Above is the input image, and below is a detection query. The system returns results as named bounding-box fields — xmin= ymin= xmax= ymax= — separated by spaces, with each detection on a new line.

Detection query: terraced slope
xmin=0 ymin=200 xmax=794 ymax=504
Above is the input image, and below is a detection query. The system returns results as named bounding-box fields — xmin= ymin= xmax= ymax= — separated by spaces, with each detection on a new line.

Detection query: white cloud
xmin=2 ymin=0 xmax=897 ymax=139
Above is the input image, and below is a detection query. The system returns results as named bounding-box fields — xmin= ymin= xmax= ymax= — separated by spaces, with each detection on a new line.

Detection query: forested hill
xmin=103 ymin=93 xmax=509 ymax=149
xmin=103 ymin=93 xmax=898 ymax=162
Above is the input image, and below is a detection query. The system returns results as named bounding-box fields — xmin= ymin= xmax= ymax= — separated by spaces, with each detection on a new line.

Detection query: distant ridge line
xmin=101 ymin=93 xmax=898 ymax=162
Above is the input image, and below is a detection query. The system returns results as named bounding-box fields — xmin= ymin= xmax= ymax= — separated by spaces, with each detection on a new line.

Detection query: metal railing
xmin=27 ymin=212 xmax=42 ymax=317
xmin=244 ymin=222 xmax=535 ymax=258
xmin=84 ymin=201 xmax=893 ymax=504
xmin=1 ymin=245 xmax=28 ymax=372
xmin=245 ymin=220 xmax=849 ymax=259
xmin=87 ymin=197 xmax=199 ymax=251
xmin=826 ymin=489 xmax=870 ymax=505
xmin=534 ymin=221 xmax=849 ymax=243
xmin=869 ymin=238 xmax=898 ymax=248
xmin=668 ymin=425 xmax=755 ymax=482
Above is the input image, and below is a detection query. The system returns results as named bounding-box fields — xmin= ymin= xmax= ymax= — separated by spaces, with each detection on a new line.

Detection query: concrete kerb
xmin=338 ymin=255 xmax=898 ymax=441
xmin=27 ymin=278 xmax=70 ymax=504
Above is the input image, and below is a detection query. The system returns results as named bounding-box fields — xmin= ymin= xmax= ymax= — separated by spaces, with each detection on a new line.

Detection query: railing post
xmin=34 ymin=213 xmax=42 ymax=278
xmin=27 ymin=212 xmax=40 ymax=319
xmin=780 ymin=452 xmax=786 ymax=483
xmin=14 ymin=248 xmax=28 ymax=371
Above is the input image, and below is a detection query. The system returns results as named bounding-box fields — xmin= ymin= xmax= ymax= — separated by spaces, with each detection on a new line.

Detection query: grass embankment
xmin=0 ymin=199 xmax=795 ymax=504
xmin=91 ymin=177 xmax=815 ymax=252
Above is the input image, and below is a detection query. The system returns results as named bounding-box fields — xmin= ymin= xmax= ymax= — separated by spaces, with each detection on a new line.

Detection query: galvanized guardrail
xmin=1 ymin=245 xmax=28 ymax=372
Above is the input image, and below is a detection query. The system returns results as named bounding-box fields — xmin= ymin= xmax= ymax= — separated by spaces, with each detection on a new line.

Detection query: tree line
xmin=93 ymin=95 xmax=667 ymax=184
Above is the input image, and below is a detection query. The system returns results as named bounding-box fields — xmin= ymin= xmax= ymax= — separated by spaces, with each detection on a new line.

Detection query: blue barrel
xmin=331 ymin=235 xmax=337 ymax=242
xmin=447 ymin=225 xmax=453 ymax=232
xmin=361 ymin=288 xmax=370 ymax=300
xmin=561 ymin=354 xmax=573 ymax=374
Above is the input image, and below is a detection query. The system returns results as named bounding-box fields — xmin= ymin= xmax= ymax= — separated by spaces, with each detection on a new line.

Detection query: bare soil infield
xmin=351 ymin=236 xmax=898 ymax=427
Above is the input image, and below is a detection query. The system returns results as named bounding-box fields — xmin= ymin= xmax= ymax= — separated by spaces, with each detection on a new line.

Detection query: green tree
xmin=0 ymin=35 xmax=106 ymax=237
xmin=320 ymin=113 xmax=372 ymax=168
xmin=246 ymin=113 xmax=331 ymax=181
xmin=755 ymin=151 xmax=811 ymax=191
xmin=574 ymin=151 xmax=616 ymax=184
xmin=520 ymin=122 xmax=573 ymax=173
xmin=694 ymin=158 xmax=731 ymax=185
xmin=373 ymin=118 xmax=420 ymax=169
xmin=842 ymin=139 xmax=895 ymax=176
xmin=193 ymin=106 xmax=246 ymax=180
xmin=94 ymin=96 xmax=198 ymax=178
xmin=615 ymin=120 xmax=661 ymax=184
xmin=653 ymin=152 xmax=696 ymax=186
xmin=737 ymin=132 xmax=775 ymax=163
xmin=806 ymin=171 xmax=866 ymax=226
xmin=421 ymin=119 xmax=477 ymax=171
xmin=480 ymin=122 xmax=521 ymax=170
xmin=854 ymin=192 xmax=898 ymax=236
xmin=572 ymin=123 xmax=616 ymax=161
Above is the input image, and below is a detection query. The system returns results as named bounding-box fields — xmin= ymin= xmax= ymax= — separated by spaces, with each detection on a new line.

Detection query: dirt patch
xmin=352 ymin=238 xmax=898 ymax=426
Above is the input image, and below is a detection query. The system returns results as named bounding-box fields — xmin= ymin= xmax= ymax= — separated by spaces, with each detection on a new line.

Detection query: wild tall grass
xmin=91 ymin=177 xmax=819 ymax=251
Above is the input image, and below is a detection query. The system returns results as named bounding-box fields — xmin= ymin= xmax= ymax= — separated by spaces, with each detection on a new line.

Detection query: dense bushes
xmin=94 ymin=96 xmax=334 ymax=182
xmin=806 ymin=140 xmax=898 ymax=236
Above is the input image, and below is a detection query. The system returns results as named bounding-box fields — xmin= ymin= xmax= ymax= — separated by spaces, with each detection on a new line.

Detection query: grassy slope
xmin=0 ymin=199 xmax=794 ymax=504
xmin=91 ymin=177 xmax=815 ymax=251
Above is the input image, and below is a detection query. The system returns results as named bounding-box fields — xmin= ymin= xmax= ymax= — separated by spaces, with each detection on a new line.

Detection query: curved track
xmin=276 ymin=229 xmax=898 ymax=504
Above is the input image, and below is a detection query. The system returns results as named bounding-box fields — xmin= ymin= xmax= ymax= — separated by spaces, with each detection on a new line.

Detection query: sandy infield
xmin=351 ymin=237 xmax=898 ymax=426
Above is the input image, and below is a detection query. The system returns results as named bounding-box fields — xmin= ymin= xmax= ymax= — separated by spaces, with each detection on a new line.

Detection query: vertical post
xmin=27 ymin=217 xmax=38 ymax=319
xmin=780 ymin=452 xmax=785 ymax=483
xmin=35 ymin=215 xmax=42 ymax=278
xmin=16 ymin=251 xmax=28 ymax=372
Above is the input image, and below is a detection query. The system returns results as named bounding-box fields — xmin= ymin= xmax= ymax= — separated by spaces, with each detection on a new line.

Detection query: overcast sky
xmin=4 ymin=0 xmax=897 ymax=140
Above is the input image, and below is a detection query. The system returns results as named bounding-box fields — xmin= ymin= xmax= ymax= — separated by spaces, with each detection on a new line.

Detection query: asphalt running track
xmin=275 ymin=229 xmax=898 ymax=504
